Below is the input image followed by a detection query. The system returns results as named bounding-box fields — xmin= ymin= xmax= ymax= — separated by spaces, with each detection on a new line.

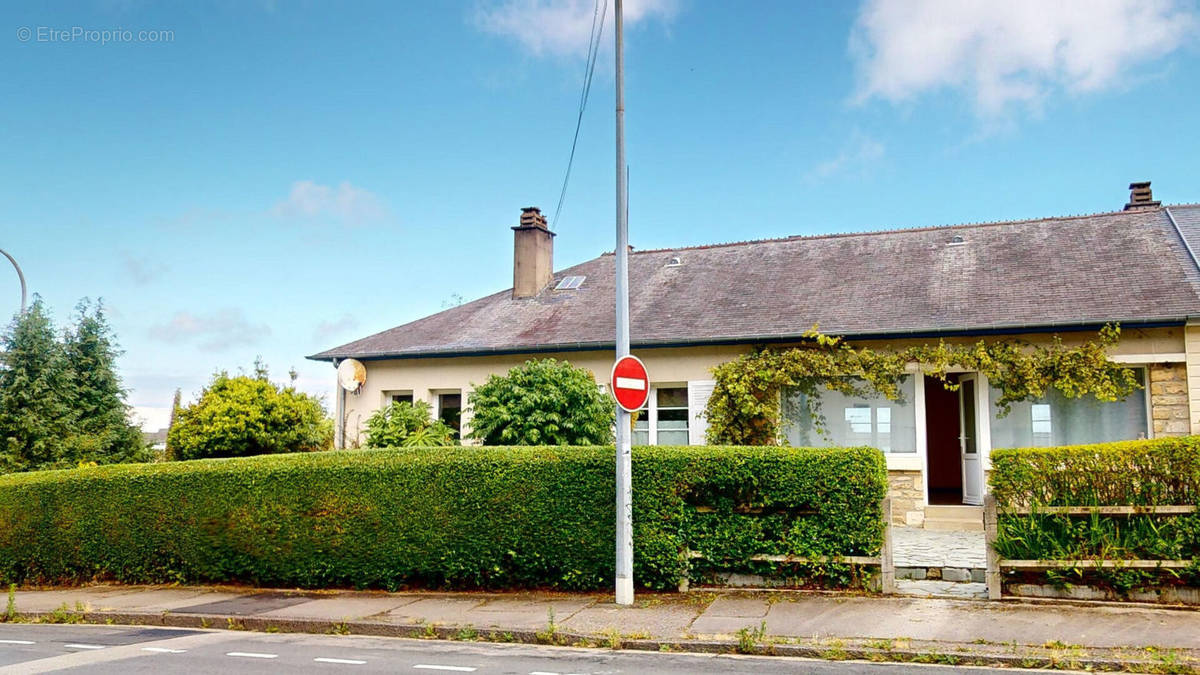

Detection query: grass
xmin=4 ymin=584 xmax=15 ymax=622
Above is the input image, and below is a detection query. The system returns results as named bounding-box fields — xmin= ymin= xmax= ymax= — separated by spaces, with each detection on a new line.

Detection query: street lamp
xmin=0 ymin=248 xmax=27 ymax=314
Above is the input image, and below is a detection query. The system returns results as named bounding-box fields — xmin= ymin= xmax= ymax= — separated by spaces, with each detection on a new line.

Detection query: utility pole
xmin=613 ymin=0 xmax=634 ymax=607
xmin=0 ymin=248 xmax=26 ymax=314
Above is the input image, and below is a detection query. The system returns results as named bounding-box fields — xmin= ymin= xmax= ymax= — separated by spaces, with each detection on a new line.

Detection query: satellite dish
xmin=337 ymin=358 xmax=366 ymax=393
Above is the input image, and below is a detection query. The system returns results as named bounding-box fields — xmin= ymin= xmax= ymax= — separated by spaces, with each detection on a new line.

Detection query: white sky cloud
xmin=808 ymin=131 xmax=885 ymax=180
xmin=148 ymin=308 xmax=271 ymax=352
xmin=850 ymin=0 xmax=1198 ymax=116
xmin=313 ymin=313 xmax=361 ymax=343
xmin=474 ymin=0 xmax=678 ymax=58
xmin=271 ymin=180 xmax=389 ymax=225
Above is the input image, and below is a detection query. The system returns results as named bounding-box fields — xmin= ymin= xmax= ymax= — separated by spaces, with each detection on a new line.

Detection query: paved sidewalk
xmin=10 ymin=584 xmax=1200 ymax=649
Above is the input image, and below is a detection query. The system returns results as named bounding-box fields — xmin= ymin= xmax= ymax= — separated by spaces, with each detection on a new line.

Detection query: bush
xmin=167 ymin=366 xmax=332 ymax=460
xmin=989 ymin=438 xmax=1200 ymax=590
xmin=468 ymin=359 xmax=614 ymax=445
xmin=0 ymin=445 xmax=886 ymax=591
xmin=364 ymin=401 xmax=456 ymax=448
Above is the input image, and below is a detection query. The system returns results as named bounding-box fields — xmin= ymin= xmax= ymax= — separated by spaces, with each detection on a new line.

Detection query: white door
xmin=958 ymin=374 xmax=983 ymax=505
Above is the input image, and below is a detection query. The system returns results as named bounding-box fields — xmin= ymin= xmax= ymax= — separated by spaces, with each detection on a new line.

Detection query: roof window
xmin=555 ymin=275 xmax=586 ymax=290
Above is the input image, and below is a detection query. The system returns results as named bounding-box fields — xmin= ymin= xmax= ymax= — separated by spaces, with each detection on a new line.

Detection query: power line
xmin=552 ymin=0 xmax=608 ymax=230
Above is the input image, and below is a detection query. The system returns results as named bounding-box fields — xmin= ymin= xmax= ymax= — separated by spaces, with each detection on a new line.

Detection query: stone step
xmin=924 ymin=504 xmax=983 ymax=519
xmin=924 ymin=518 xmax=985 ymax=532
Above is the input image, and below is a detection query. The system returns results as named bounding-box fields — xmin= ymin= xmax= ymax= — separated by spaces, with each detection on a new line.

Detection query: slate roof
xmin=310 ymin=205 xmax=1200 ymax=361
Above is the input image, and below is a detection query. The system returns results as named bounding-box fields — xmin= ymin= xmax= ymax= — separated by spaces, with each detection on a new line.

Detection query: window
xmin=783 ymin=376 xmax=917 ymax=453
xmin=632 ymin=386 xmax=689 ymax=445
xmin=387 ymin=391 xmax=413 ymax=406
xmin=989 ymin=368 xmax=1147 ymax=448
xmin=437 ymin=392 xmax=462 ymax=439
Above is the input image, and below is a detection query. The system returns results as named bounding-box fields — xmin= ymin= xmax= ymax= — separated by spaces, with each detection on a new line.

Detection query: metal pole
xmin=613 ymin=0 xmax=634 ymax=607
xmin=0 ymin=248 xmax=27 ymax=314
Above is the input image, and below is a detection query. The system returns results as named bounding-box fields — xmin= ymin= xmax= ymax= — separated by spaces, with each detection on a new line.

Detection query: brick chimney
xmin=1124 ymin=181 xmax=1161 ymax=211
xmin=512 ymin=207 xmax=555 ymax=299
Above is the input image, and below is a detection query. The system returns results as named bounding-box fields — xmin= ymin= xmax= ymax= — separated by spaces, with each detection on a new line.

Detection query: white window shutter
xmin=688 ymin=380 xmax=716 ymax=445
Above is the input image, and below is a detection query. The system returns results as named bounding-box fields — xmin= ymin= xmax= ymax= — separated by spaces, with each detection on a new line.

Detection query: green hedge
xmin=0 ymin=445 xmax=886 ymax=591
xmin=989 ymin=438 xmax=1200 ymax=591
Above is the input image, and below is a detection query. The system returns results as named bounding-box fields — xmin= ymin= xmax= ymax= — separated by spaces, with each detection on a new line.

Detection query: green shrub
xmin=0 ymin=445 xmax=886 ymax=591
xmin=468 ymin=359 xmax=614 ymax=445
xmin=363 ymin=401 xmax=456 ymax=448
xmin=168 ymin=366 xmax=332 ymax=460
xmin=989 ymin=438 xmax=1200 ymax=589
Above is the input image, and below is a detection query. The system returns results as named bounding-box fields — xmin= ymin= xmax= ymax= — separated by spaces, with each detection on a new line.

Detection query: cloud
xmin=808 ymin=132 xmax=885 ymax=180
xmin=271 ymin=180 xmax=389 ymax=226
xmin=850 ymin=0 xmax=1198 ymax=116
xmin=148 ymin=308 xmax=271 ymax=352
xmin=473 ymin=0 xmax=678 ymax=58
xmin=313 ymin=313 xmax=361 ymax=342
xmin=121 ymin=252 xmax=166 ymax=286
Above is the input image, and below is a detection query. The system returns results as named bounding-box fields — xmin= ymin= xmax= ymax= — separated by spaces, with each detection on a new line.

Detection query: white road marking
xmin=0 ymin=639 xmax=36 ymax=644
xmin=615 ymin=377 xmax=646 ymax=390
xmin=315 ymin=657 xmax=368 ymax=664
xmin=142 ymin=647 xmax=188 ymax=653
xmin=64 ymin=644 xmax=106 ymax=650
xmin=413 ymin=666 xmax=477 ymax=672
xmin=226 ymin=651 xmax=279 ymax=659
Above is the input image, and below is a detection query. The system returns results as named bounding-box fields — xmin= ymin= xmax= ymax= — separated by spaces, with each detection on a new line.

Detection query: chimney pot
xmin=512 ymin=207 xmax=555 ymax=298
xmin=1124 ymin=181 xmax=1161 ymax=211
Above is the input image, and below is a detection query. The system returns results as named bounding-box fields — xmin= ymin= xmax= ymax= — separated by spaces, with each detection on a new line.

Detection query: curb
xmin=8 ymin=609 xmax=1198 ymax=674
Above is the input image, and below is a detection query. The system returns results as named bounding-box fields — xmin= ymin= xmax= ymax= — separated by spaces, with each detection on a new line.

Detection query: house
xmin=309 ymin=183 xmax=1200 ymax=528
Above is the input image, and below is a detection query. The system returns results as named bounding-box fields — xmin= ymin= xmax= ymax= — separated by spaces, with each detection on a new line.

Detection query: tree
xmin=167 ymin=362 xmax=333 ymax=460
xmin=0 ymin=297 xmax=74 ymax=472
xmin=468 ymin=358 xmax=614 ymax=446
xmin=62 ymin=299 xmax=149 ymax=465
xmin=363 ymin=400 xmax=456 ymax=448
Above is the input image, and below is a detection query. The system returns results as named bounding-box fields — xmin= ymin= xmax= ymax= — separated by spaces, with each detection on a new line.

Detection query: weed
xmin=421 ymin=624 xmax=437 ymax=639
xmin=1043 ymin=639 xmax=1068 ymax=649
xmin=736 ymin=621 xmax=767 ymax=654
xmin=225 ymin=618 xmax=246 ymax=631
xmin=454 ymin=626 xmax=478 ymax=641
xmin=4 ymin=584 xmax=15 ymax=622
xmin=200 ymin=618 xmax=212 ymax=629
xmin=535 ymin=607 xmax=560 ymax=645
xmin=328 ymin=621 xmax=350 ymax=636
xmin=42 ymin=603 xmax=84 ymax=625
xmin=603 ymin=628 xmax=622 ymax=650
xmin=866 ymin=638 xmax=895 ymax=651
xmin=265 ymin=625 xmax=280 ymax=634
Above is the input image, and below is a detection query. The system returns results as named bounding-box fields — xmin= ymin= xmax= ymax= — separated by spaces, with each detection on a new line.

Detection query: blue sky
xmin=3 ymin=0 xmax=1199 ymax=429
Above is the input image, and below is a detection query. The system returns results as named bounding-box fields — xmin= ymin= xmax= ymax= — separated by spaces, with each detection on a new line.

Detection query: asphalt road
xmin=0 ymin=624 xmax=1064 ymax=674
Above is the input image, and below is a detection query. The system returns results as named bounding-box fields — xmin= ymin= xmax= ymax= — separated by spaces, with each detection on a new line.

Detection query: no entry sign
xmin=610 ymin=355 xmax=649 ymax=412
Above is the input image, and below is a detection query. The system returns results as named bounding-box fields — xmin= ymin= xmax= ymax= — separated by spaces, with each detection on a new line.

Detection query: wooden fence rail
xmin=680 ymin=497 xmax=894 ymax=594
xmin=983 ymin=494 xmax=1197 ymax=600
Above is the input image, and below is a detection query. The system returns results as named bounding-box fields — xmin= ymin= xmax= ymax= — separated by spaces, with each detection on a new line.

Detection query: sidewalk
xmin=8 ymin=585 xmax=1200 ymax=670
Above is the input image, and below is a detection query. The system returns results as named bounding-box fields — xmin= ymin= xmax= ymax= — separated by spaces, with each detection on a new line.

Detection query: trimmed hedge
xmin=990 ymin=437 xmax=1200 ymax=507
xmin=989 ymin=438 xmax=1200 ymax=591
xmin=0 ymin=445 xmax=886 ymax=591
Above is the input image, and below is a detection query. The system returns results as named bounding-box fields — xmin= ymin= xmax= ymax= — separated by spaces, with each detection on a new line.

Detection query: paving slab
xmin=258 ymin=595 xmax=419 ymax=620
xmin=11 ymin=586 xmax=141 ymax=612
xmin=85 ymin=588 xmax=245 ymax=612
xmin=761 ymin=595 xmax=1200 ymax=648
xmin=458 ymin=597 xmax=597 ymax=631
xmin=171 ymin=591 xmax=312 ymax=615
xmin=383 ymin=596 xmax=487 ymax=626
xmin=561 ymin=602 xmax=701 ymax=637
xmin=702 ymin=595 xmax=770 ymax=618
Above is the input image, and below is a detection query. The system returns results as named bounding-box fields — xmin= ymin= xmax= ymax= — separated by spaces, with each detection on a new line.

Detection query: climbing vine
xmin=705 ymin=325 xmax=1142 ymax=446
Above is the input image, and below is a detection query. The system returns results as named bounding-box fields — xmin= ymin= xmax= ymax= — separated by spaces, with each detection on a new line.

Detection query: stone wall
xmin=888 ymin=470 xmax=925 ymax=526
xmin=1150 ymin=363 xmax=1190 ymax=437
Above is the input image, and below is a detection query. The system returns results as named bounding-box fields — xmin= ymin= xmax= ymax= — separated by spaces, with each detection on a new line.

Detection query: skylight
xmin=555 ymin=275 xmax=585 ymax=290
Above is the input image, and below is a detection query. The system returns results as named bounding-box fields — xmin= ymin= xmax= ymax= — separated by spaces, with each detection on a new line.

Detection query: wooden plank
xmin=984 ymin=494 xmax=1002 ymax=600
xmin=1001 ymin=559 xmax=1196 ymax=570
xmin=880 ymin=497 xmax=895 ymax=595
xmin=686 ymin=550 xmax=880 ymax=566
xmin=1001 ymin=505 xmax=1197 ymax=515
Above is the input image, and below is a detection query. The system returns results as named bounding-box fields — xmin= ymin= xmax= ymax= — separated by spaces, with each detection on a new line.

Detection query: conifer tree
xmin=62 ymin=299 xmax=148 ymax=464
xmin=0 ymin=297 xmax=73 ymax=471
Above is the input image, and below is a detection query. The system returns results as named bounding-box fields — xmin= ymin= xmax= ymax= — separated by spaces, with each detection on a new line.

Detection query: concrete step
xmin=922 ymin=505 xmax=984 ymax=531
